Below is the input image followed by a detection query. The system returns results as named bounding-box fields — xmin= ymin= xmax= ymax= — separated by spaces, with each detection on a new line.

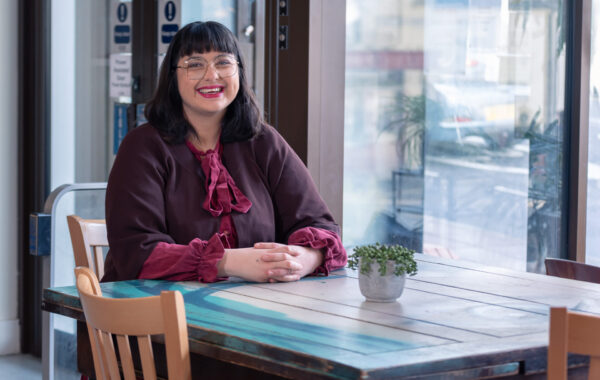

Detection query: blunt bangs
xmin=177 ymin=22 xmax=239 ymax=60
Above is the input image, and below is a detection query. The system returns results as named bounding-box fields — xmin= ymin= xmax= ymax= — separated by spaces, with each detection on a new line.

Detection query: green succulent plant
xmin=347 ymin=243 xmax=418 ymax=276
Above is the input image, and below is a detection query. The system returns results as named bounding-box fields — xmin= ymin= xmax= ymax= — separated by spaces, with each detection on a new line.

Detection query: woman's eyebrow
xmin=214 ymin=53 xmax=235 ymax=59
xmin=184 ymin=53 xmax=234 ymax=60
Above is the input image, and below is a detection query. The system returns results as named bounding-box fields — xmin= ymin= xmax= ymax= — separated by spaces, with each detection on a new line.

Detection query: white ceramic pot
xmin=358 ymin=259 xmax=407 ymax=302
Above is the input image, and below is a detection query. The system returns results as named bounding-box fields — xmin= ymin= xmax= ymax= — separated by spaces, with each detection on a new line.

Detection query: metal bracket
xmin=279 ymin=25 xmax=288 ymax=50
xmin=279 ymin=0 xmax=288 ymax=16
xmin=29 ymin=213 xmax=51 ymax=256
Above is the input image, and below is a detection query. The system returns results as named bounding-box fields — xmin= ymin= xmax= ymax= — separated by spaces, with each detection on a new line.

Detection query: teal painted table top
xmin=43 ymin=255 xmax=600 ymax=379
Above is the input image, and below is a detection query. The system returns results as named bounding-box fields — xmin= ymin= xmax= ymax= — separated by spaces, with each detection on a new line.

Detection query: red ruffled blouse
xmin=138 ymin=140 xmax=346 ymax=282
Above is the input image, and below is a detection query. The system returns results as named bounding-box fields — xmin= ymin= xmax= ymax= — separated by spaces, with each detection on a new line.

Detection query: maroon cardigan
xmin=103 ymin=124 xmax=343 ymax=281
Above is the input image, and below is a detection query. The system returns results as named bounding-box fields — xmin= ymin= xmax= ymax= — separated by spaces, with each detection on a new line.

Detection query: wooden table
xmin=42 ymin=255 xmax=599 ymax=379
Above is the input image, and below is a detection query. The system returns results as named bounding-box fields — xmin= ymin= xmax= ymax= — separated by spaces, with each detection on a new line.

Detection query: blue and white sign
xmin=157 ymin=0 xmax=181 ymax=54
xmin=114 ymin=103 xmax=129 ymax=154
xmin=110 ymin=0 xmax=132 ymax=53
xmin=117 ymin=3 xmax=128 ymax=22
xmin=136 ymin=104 xmax=147 ymax=126
xmin=161 ymin=24 xmax=179 ymax=44
xmin=114 ymin=25 xmax=131 ymax=44
xmin=164 ymin=1 xmax=176 ymax=21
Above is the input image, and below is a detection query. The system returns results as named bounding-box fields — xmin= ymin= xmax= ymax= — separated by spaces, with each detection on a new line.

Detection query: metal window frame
xmin=19 ymin=0 xmax=51 ymax=356
xmin=565 ymin=0 xmax=592 ymax=262
xmin=264 ymin=0 xmax=346 ymax=225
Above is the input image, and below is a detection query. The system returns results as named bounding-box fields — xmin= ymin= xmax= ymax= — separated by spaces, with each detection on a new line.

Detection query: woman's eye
xmin=188 ymin=62 xmax=206 ymax=70
xmin=216 ymin=60 xmax=234 ymax=67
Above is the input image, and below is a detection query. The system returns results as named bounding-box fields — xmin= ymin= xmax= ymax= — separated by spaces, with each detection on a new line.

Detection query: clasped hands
xmin=217 ymin=242 xmax=323 ymax=283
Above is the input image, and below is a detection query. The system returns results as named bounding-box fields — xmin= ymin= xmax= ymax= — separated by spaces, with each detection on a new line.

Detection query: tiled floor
xmin=0 ymin=354 xmax=42 ymax=380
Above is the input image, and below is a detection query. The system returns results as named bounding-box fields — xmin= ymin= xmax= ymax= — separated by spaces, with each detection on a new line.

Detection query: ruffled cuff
xmin=192 ymin=233 xmax=228 ymax=283
xmin=288 ymin=227 xmax=347 ymax=276
xmin=139 ymin=233 xmax=227 ymax=283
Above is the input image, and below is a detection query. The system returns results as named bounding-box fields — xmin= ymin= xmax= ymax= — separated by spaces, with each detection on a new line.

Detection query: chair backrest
xmin=548 ymin=307 xmax=600 ymax=379
xmin=545 ymin=258 xmax=600 ymax=284
xmin=67 ymin=215 xmax=108 ymax=280
xmin=75 ymin=267 xmax=191 ymax=380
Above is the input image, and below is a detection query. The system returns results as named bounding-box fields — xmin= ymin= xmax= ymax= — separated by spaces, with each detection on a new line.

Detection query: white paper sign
xmin=109 ymin=53 xmax=132 ymax=99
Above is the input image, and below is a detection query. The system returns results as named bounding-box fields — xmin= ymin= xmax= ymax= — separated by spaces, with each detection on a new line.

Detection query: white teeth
xmin=199 ymin=87 xmax=222 ymax=94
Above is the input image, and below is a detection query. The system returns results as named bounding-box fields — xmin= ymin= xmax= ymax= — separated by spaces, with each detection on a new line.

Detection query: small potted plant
xmin=348 ymin=243 xmax=418 ymax=302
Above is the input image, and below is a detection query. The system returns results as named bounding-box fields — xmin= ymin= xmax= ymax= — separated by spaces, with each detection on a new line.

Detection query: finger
xmin=254 ymin=242 xmax=282 ymax=249
xmin=261 ymin=252 xmax=293 ymax=262
xmin=268 ymin=268 xmax=299 ymax=277
xmin=265 ymin=245 xmax=301 ymax=257
xmin=270 ymin=274 xmax=301 ymax=282
xmin=266 ymin=260 xmax=303 ymax=272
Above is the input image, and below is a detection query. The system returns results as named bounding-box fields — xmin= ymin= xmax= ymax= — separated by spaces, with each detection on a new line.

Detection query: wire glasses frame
xmin=175 ymin=56 xmax=239 ymax=80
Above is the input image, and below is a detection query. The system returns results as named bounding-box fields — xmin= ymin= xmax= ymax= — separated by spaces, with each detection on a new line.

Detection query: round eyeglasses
xmin=175 ymin=56 xmax=239 ymax=80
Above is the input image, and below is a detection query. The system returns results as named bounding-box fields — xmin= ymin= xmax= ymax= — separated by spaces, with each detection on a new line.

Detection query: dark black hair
xmin=145 ymin=21 xmax=264 ymax=144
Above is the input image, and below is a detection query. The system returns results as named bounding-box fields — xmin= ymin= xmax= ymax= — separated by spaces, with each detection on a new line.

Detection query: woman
xmin=102 ymin=21 xmax=347 ymax=283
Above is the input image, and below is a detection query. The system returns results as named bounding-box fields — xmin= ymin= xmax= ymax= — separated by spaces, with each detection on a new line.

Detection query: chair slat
xmin=116 ymin=335 xmax=136 ymax=380
xmin=138 ymin=335 xmax=157 ymax=380
xmin=548 ymin=307 xmax=568 ymax=380
xmin=93 ymin=246 xmax=105 ymax=279
xmin=162 ymin=291 xmax=192 ymax=380
xmin=100 ymin=330 xmax=121 ymax=380
xmin=89 ymin=325 xmax=107 ymax=379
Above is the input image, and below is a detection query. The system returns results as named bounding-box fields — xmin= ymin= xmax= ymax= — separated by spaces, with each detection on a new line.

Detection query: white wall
xmin=0 ymin=0 xmax=20 ymax=355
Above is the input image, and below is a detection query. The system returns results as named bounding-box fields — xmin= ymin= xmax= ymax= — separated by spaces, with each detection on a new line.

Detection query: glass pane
xmin=51 ymin=0 xmax=111 ymax=189
xmin=51 ymin=188 xmax=106 ymax=379
xmin=344 ymin=0 xmax=567 ymax=273
xmin=182 ymin=0 xmax=236 ymax=31
xmin=181 ymin=0 xmax=262 ymax=97
xmin=586 ymin=0 xmax=600 ymax=266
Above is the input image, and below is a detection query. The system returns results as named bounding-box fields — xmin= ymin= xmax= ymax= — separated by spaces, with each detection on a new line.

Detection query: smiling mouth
xmin=197 ymin=87 xmax=224 ymax=95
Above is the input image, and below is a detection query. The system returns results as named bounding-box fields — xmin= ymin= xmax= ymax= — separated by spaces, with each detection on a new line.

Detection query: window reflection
xmin=344 ymin=0 xmax=566 ymax=272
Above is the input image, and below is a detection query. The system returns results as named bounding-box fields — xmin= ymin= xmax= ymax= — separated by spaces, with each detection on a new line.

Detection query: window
xmin=344 ymin=0 xmax=567 ymax=272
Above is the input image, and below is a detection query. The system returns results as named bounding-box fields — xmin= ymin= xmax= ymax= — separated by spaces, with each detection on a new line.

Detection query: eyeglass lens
xmin=185 ymin=57 xmax=237 ymax=80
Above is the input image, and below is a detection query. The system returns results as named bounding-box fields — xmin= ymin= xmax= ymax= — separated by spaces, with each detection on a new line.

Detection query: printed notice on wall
xmin=109 ymin=53 xmax=132 ymax=99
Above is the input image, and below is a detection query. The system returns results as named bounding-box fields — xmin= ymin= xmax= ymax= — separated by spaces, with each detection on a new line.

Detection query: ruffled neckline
xmin=186 ymin=140 xmax=252 ymax=217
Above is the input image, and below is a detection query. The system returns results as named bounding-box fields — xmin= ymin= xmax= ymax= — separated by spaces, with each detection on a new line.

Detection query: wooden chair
xmin=67 ymin=215 xmax=108 ymax=280
xmin=545 ymin=258 xmax=600 ymax=284
xmin=75 ymin=267 xmax=191 ymax=380
xmin=548 ymin=307 xmax=600 ymax=379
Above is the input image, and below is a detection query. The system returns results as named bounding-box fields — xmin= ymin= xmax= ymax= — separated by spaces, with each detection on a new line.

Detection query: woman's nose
xmin=203 ymin=64 xmax=219 ymax=80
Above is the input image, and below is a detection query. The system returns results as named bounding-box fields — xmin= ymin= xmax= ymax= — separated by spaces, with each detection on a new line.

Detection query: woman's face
xmin=176 ymin=50 xmax=240 ymax=122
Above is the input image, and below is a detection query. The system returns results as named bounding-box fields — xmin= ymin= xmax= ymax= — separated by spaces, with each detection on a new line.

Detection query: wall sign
xmin=157 ymin=0 xmax=181 ymax=54
xmin=113 ymin=103 xmax=129 ymax=154
xmin=109 ymin=1 xmax=132 ymax=100
xmin=109 ymin=54 xmax=132 ymax=99
xmin=110 ymin=0 xmax=132 ymax=54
